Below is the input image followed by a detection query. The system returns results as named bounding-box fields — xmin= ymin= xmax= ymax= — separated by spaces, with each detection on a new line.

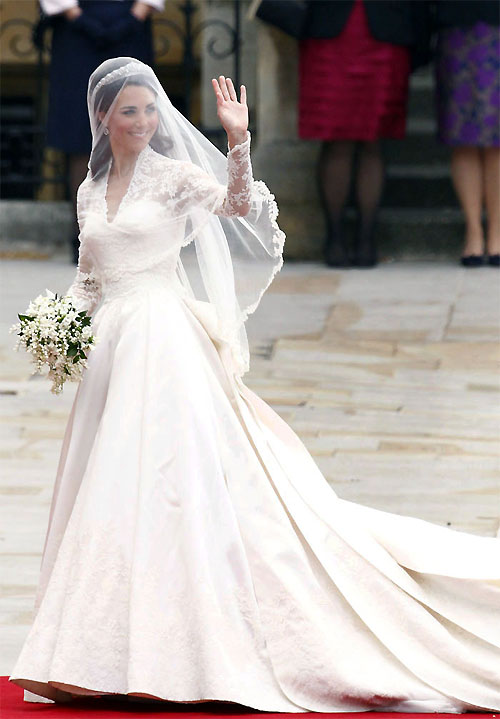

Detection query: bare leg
xmin=68 ymin=153 xmax=89 ymax=263
xmin=354 ymin=140 xmax=385 ymax=267
xmin=450 ymin=147 xmax=484 ymax=257
xmin=317 ymin=140 xmax=356 ymax=266
xmin=483 ymin=147 xmax=500 ymax=256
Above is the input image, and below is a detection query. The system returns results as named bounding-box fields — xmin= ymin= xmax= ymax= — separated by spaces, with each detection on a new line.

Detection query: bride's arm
xmin=212 ymin=75 xmax=251 ymax=216
xmin=218 ymin=130 xmax=252 ymax=216
xmin=66 ymin=183 xmax=102 ymax=315
xmin=158 ymin=75 xmax=253 ymax=217
xmin=168 ymin=131 xmax=253 ymax=217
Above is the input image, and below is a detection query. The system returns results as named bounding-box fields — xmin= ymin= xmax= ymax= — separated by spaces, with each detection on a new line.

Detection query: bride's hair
xmin=89 ymin=69 xmax=171 ymax=180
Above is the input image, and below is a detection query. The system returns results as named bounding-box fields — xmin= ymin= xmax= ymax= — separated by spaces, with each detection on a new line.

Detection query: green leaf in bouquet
xmin=78 ymin=310 xmax=88 ymax=317
xmin=67 ymin=345 xmax=78 ymax=357
xmin=18 ymin=314 xmax=35 ymax=322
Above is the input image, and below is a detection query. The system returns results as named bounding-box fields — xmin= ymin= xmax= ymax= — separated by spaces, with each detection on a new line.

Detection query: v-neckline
xmin=103 ymin=145 xmax=148 ymax=224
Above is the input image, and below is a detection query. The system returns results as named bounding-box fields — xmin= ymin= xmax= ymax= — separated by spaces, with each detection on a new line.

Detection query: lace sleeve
xmin=217 ymin=131 xmax=253 ymax=217
xmin=172 ymin=132 xmax=253 ymax=218
xmin=66 ymin=184 xmax=102 ymax=316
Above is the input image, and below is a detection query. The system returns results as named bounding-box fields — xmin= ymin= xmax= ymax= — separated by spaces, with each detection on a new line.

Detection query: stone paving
xmin=1 ymin=255 xmax=499 ymax=674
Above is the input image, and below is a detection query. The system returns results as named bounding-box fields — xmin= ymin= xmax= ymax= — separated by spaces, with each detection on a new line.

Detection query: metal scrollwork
xmin=154 ymin=0 xmax=241 ymax=121
xmin=196 ymin=19 xmax=238 ymax=61
xmin=153 ymin=18 xmax=185 ymax=60
xmin=0 ymin=18 xmax=38 ymax=60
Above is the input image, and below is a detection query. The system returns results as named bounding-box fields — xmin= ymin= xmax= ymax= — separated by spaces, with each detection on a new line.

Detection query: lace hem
xmin=230 ymin=179 xmax=285 ymax=378
xmin=240 ymin=179 xmax=285 ymax=322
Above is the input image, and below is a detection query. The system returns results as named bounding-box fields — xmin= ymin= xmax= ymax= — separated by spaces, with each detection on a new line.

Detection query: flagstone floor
xmin=1 ymin=256 xmax=499 ymax=675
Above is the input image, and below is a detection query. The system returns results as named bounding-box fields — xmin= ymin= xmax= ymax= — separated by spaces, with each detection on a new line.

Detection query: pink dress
xmin=299 ymin=0 xmax=411 ymax=141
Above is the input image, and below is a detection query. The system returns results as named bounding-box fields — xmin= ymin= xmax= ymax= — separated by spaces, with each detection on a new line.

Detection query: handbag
xmin=251 ymin=0 xmax=309 ymax=39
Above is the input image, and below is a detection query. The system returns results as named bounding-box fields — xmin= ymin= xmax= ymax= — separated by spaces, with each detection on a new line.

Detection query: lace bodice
xmin=68 ymin=133 xmax=253 ymax=314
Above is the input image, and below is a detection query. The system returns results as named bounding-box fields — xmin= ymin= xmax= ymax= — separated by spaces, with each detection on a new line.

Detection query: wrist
xmin=227 ymin=131 xmax=248 ymax=150
xmin=131 ymin=2 xmax=152 ymax=21
xmin=64 ymin=7 xmax=82 ymax=20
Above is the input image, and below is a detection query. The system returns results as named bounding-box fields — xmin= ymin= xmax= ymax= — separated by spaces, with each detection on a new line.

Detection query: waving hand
xmin=212 ymin=75 xmax=248 ymax=149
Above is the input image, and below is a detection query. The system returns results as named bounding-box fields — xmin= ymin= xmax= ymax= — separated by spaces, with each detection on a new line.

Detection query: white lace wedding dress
xmin=9 ymin=135 xmax=500 ymax=712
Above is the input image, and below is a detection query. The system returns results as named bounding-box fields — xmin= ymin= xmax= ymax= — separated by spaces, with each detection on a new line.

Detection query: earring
xmin=103 ymin=127 xmax=109 ymax=136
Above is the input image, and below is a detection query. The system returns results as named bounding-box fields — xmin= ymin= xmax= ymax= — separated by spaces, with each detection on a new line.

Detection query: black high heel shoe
xmin=487 ymin=254 xmax=500 ymax=267
xmin=352 ymin=224 xmax=378 ymax=268
xmin=324 ymin=223 xmax=350 ymax=268
xmin=352 ymin=249 xmax=378 ymax=268
xmin=460 ymin=255 xmax=484 ymax=267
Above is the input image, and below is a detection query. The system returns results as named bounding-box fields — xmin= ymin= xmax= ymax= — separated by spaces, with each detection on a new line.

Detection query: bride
xmin=9 ymin=57 xmax=500 ymax=712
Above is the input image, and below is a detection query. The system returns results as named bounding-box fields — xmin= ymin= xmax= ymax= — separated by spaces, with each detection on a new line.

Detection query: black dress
xmin=46 ymin=0 xmax=154 ymax=154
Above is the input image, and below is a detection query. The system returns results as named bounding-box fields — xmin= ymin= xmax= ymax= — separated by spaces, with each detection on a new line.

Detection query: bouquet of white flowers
xmin=10 ymin=289 xmax=98 ymax=395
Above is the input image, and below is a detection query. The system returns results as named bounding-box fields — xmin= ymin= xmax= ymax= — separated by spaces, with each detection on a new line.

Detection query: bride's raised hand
xmin=211 ymin=75 xmax=248 ymax=148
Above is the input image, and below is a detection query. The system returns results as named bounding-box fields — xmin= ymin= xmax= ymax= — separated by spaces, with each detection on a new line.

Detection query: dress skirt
xmin=46 ymin=1 xmax=154 ymax=154
xmin=298 ymin=0 xmax=411 ymax=141
xmin=435 ymin=21 xmax=500 ymax=147
xmin=9 ymin=280 xmax=500 ymax=712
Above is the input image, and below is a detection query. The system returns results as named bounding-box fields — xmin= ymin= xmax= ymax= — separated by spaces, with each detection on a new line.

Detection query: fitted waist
xmin=100 ymin=266 xmax=185 ymax=303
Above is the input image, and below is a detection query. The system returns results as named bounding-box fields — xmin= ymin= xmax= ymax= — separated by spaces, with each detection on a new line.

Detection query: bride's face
xmin=105 ymin=84 xmax=159 ymax=153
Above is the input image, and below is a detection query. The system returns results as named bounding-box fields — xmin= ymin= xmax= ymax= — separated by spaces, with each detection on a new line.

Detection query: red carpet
xmin=1 ymin=679 xmax=497 ymax=719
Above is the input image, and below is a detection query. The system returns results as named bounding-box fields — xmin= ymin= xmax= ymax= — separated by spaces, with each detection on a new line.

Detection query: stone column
xmin=252 ymin=24 xmax=322 ymax=259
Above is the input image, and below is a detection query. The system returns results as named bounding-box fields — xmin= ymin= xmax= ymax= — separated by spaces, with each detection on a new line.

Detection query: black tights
xmin=317 ymin=140 xmax=385 ymax=265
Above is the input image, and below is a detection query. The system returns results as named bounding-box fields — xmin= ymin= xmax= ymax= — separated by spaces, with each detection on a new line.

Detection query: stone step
xmin=384 ymin=134 xmax=450 ymax=166
xmin=383 ymin=165 xmax=457 ymax=208
xmin=258 ymin=151 xmax=456 ymax=208
xmin=0 ymin=201 xmax=466 ymax=262
xmin=255 ymin=141 xmax=454 ymax=204
xmin=410 ymin=70 xmax=434 ymax=90
xmin=0 ymin=201 xmax=72 ymax=251
xmin=407 ymin=117 xmax=437 ymax=134
xmin=284 ymin=206 xmax=467 ymax=261
xmin=267 ymin=192 xmax=468 ymax=259
xmin=345 ymin=207 xmax=466 ymax=260
xmin=407 ymin=81 xmax=436 ymax=121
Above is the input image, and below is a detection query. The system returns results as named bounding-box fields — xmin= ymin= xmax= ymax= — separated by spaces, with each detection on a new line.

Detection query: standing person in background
xmin=298 ymin=0 xmax=429 ymax=268
xmin=434 ymin=0 xmax=500 ymax=267
xmin=39 ymin=0 xmax=165 ymax=263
